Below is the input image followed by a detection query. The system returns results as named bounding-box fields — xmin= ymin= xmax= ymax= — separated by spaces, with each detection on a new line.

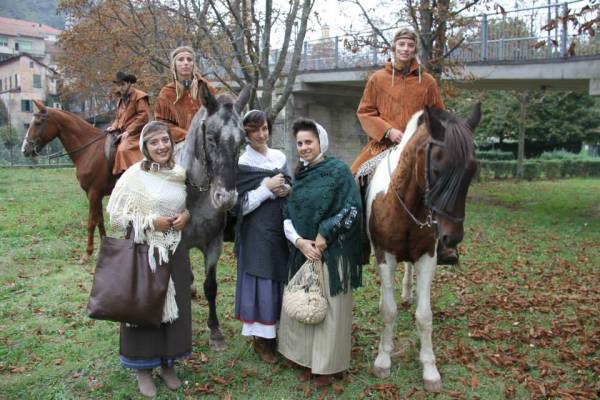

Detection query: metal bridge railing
xmin=200 ymin=1 xmax=599 ymax=78
xmin=292 ymin=1 xmax=599 ymax=73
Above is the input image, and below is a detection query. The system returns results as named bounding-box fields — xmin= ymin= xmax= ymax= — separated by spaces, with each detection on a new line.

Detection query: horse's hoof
xmin=209 ymin=332 xmax=226 ymax=352
xmin=372 ymin=366 xmax=391 ymax=379
xmin=209 ymin=337 xmax=226 ymax=352
xmin=78 ymin=254 xmax=91 ymax=264
xmin=424 ymin=379 xmax=442 ymax=393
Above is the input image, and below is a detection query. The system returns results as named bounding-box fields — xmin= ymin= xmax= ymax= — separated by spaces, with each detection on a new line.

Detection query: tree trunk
xmin=516 ymin=91 xmax=529 ymax=181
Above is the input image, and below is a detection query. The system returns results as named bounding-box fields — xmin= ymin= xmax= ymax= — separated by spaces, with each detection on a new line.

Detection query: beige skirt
xmin=277 ymin=262 xmax=353 ymax=375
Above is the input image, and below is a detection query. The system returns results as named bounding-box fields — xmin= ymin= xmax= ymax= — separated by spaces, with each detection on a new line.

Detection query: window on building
xmin=21 ymin=100 xmax=32 ymax=112
xmin=0 ymin=79 xmax=2 ymax=91
xmin=0 ymin=36 xmax=8 ymax=47
xmin=29 ymin=61 xmax=34 ymax=68
xmin=24 ymin=123 xmax=30 ymax=131
xmin=14 ymin=74 xmax=18 ymax=87
xmin=9 ymin=76 xmax=12 ymax=89
xmin=16 ymin=40 xmax=32 ymax=52
xmin=33 ymin=74 xmax=42 ymax=88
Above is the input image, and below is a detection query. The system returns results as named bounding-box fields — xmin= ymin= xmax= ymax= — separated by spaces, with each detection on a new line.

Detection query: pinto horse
xmin=366 ymin=104 xmax=481 ymax=391
xmin=21 ymin=100 xmax=116 ymax=263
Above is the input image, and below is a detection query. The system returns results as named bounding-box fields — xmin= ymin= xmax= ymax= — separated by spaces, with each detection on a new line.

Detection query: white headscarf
xmin=300 ymin=121 xmax=329 ymax=166
xmin=138 ymin=121 xmax=176 ymax=171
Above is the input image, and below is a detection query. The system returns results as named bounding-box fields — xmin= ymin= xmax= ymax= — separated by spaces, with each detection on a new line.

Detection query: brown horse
xmin=21 ymin=100 xmax=116 ymax=263
xmin=366 ymin=104 xmax=481 ymax=391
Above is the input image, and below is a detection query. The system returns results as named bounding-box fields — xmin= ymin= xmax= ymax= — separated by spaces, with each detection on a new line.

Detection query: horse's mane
xmin=47 ymin=107 xmax=99 ymax=131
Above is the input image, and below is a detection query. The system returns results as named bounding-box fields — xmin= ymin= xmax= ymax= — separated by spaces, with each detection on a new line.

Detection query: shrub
xmin=543 ymin=160 xmax=562 ymax=180
xmin=539 ymin=149 xmax=592 ymax=160
xmin=476 ymin=150 xmax=514 ymax=161
xmin=476 ymin=159 xmax=600 ymax=181
xmin=523 ymin=161 xmax=541 ymax=181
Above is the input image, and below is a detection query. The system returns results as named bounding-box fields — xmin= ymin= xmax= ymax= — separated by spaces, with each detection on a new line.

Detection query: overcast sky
xmin=308 ymin=0 xmax=590 ymax=41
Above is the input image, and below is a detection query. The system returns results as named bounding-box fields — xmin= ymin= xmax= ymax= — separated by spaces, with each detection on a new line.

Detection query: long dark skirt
xmin=234 ymin=245 xmax=283 ymax=326
xmin=119 ymin=246 xmax=192 ymax=369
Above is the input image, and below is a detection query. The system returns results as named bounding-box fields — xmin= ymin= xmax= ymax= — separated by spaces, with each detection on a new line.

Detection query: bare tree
xmin=59 ymin=0 xmax=316 ymax=122
xmin=168 ymin=0 xmax=316 ymax=122
xmin=338 ymin=0 xmax=488 ymax=75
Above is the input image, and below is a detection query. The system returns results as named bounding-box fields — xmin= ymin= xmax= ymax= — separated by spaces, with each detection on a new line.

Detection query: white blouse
xmin=239 ymin=145 xmax=288 ymax=216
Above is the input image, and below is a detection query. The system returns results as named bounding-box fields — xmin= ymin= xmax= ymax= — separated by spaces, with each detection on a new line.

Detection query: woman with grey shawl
xmin=233 ymin=110 xmax=291 ymax=364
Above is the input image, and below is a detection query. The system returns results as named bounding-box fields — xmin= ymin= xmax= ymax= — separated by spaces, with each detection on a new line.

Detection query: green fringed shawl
xmin=287 ymin=156 xmax=364 ymax=296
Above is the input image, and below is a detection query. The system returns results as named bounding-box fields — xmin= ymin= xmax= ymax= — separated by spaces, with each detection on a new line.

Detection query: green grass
xmin=1 ymin=169 xmax=599 ymax=399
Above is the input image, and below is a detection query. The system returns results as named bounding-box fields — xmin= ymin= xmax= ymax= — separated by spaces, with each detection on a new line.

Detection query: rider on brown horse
xmin=107 ymin=71 xmax=150 ymax=175
xmin=351 ymin=28 xmax=459 ymax=265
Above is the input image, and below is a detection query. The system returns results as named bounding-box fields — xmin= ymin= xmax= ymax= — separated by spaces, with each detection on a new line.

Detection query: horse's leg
xmin=414 ymin=252 xmax=442 ymax=392
xmin=373 ymin=251 xmax=398 ymax=378
xmin=400 ymin=262 xmax=413 ymax=305
xmin=96 ymin=200 xmax=106 ymax=238
xmin=80 ymin=190 xmax=100 ymax=264
xmin=203 ymin=238 xmax=226 ymax=351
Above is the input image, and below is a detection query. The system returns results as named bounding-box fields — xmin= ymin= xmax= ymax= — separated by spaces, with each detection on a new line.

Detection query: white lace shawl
xmin=106 ymin=161 xmax=187 ymax=323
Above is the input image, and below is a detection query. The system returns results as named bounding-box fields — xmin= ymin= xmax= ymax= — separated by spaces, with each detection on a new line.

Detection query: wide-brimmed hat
xmin=113 ymin=71 xmax=137 ymax=84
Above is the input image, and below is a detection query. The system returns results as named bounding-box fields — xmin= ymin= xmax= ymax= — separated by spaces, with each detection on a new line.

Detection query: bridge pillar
xmin=590 ymin=78 xmax=600 ymax=96
xmin=273 ymin=87 xmax=367 ymax=167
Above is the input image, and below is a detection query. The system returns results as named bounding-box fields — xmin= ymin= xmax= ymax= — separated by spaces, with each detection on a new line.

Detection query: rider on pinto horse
xmin=351 ymin=28 xmax=459 ymax=265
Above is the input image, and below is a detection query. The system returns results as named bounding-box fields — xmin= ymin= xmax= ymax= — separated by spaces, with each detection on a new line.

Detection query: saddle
xmin=103 ymin=131 xmax=121 ymax=170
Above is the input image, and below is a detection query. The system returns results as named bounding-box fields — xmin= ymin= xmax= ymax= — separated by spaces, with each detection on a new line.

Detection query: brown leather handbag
xmin=87 ymin=232 xmax=171 ymax=328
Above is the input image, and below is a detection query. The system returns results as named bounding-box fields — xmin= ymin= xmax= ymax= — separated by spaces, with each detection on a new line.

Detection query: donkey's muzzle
xmin=211 ymin=187 xmax=238 ymax=211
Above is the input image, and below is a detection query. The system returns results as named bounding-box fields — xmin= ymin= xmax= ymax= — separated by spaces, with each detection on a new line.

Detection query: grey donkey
xmin=178 ymin=83 xmax=252 ymax=350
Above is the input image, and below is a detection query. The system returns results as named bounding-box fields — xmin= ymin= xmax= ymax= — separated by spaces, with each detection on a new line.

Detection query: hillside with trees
xmin=0 ymin=0 xmax=64 ymax=29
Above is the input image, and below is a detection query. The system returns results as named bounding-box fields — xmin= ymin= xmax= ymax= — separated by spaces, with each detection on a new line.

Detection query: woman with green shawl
xmin=278 ymin=118 xmax=364 ymax=388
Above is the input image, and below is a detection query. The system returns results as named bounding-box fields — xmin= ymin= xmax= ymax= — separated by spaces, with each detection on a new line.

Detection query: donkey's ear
xmin=235 ymin=84 xmax=253 ymax=114
xmin=424 ymin=106 xmax=445 ymax=142
xmin=465 ymin=102 xmax=481 ymax=132
xmin=199 ymin=81 xmax=218 ymax=115
xmin=33 ymin=99 xmax=47 ymax=113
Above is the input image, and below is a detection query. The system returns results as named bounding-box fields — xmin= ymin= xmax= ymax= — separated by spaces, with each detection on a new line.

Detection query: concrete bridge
xmin=265 ymin=1 xmax=600 ymax=164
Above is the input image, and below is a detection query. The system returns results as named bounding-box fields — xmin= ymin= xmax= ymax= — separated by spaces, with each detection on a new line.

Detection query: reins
xmin=47 ymin=132 xmax=108 ymax=159
xmin=25 ymin=111 xmax=108 ymax=160
xmin=386 ymin=144 xmax=434 ymax=229
xmin=185 ymin=119 xmax=211 ymax=192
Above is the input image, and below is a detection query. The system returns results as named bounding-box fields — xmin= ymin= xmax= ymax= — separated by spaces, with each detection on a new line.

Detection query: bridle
xmin=25 ymin=112 xmax=107 ymax=159
xmin=387 ymin=137 xmax=467 ymax=232
xmin=185 ymin=120 xmax=212 ymax=192
xmin=184 ymin=118 xmax=244 ymax=193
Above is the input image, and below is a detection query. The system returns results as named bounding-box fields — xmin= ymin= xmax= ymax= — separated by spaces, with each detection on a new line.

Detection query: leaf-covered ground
xmin=0 ymin=169 xmax=598 ymax=399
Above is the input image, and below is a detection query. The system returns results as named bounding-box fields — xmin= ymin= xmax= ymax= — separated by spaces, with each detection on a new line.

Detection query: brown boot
xmin=298 ymin=368 xmax=312 ymax=382
xmin=253 ymin=337 xmax=278 ymax=364
xmin=159 ymin=366 xmax=182 ymax=390
xmin=136 ymin=370 xmax=157 ymax=398
xmin=314 ymin=372 xmax=344 ymax=389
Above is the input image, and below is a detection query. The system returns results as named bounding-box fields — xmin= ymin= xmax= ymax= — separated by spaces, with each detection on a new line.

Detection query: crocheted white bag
xmin=283 ymin=259 xmax=328 ymax=325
